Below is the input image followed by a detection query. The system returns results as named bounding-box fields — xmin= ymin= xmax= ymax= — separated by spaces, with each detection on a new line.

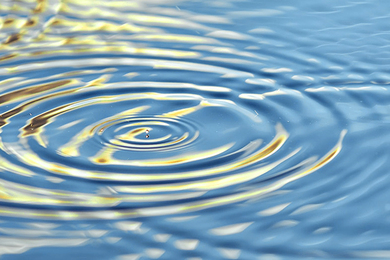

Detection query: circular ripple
xmin=96 ymin=116 xmax=198 ymax=151
xmin=0 ymin=0 xmax=349 ymax=223
xmin=0 ymin=65 xmax=347 ymax=220
xmin=2 ymin=1 xmax=390 ymax=259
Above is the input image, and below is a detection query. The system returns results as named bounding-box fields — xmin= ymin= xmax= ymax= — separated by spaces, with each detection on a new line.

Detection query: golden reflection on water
xmin=0 ymin=111 xmax=347 ymax=219
xmin=1 ymin=0 xmax=388 ymax=259
xmin=0 ymin=0 xmax=348 ymax=223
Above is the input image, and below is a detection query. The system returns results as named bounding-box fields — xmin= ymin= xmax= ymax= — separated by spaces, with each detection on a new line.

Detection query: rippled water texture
xmin=1 ymin=0 xmax=390 ymax=259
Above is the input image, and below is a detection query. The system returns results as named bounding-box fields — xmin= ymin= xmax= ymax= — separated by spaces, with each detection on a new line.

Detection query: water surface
xmin=0 ymin=0 xmax=390 ymax=259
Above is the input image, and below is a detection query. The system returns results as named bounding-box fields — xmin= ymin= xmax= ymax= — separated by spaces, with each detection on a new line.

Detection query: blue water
xmin=0 ymin=0 xmax=390 ymax=259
